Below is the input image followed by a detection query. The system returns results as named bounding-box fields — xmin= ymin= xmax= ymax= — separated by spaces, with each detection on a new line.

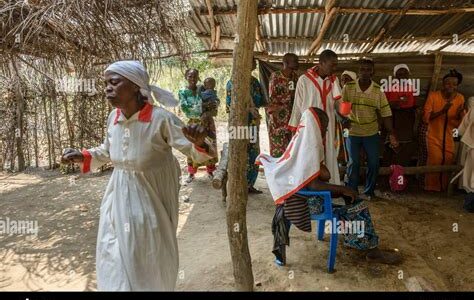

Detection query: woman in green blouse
xmin=179 ymin=69 xmax=218 ymax=183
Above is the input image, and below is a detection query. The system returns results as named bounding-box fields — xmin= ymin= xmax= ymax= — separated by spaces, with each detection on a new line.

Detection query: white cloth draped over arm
xmin=288 ymin=75 xmax=306 ymax=129
xmin=160 ymin=111 xmax=215 ymax=162
xmin=80 ymin=112 xmax=114 ymax=173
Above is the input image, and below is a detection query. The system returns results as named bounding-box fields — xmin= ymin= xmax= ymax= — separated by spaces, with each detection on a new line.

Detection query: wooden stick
xmin=212 ymin=142 xmax=229 ymax=189
xmin=430 ymin=52 xmax=443 ymax=91
xmin=205 ymin=0 xmax=217 ymax=50
xmin=307 ymin=0 xmax=338 ymax=56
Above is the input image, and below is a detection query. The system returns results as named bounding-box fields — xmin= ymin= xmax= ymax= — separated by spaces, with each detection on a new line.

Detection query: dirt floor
xmin=0 ymin=122 xmax=473 ymax=291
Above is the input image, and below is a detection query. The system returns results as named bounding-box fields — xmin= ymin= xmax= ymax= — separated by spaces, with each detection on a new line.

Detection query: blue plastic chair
xmin=295 ymin=189 xmax=339 ymax=273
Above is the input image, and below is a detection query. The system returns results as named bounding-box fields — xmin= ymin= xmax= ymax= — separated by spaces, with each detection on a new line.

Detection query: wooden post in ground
xmin=226 ymin=0 xmax=257 ymax=291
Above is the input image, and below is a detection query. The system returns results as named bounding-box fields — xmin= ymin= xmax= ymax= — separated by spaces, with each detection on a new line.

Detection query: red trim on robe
xmin=81 ymin=149 xmax=92 ymax=173
xmin=138 ymin=102 xmax=153 ymax=122
xmin=287 ymin=125 xmax=297 ymax=132
xmin=272 ymin=108 xmax=324 ymax=205
xmin=113 ymin=103 xmax=153 ymax=125
xmin=113 ymin=109 xmax=121 ymax=125
xmin=274 ymin=171 xmax=321 ymax=205
xmin=194 ymin=144 xmax=208 ymax=154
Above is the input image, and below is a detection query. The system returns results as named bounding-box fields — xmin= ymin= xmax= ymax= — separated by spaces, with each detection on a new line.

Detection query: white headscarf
xmin=468 ymin=96 xmax=474 ymax=110
xmin=105 ymin=60 xmax=178 ymax=107
xmin=393 ymin=64 xmax=410 ymax=76
xmin=341 ymin=70 xmax=357 ymax=81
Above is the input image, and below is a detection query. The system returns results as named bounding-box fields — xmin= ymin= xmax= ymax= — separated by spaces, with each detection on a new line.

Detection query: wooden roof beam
xmin=306 ymin=0 xmax=338 ymax=56
xmin=430 ymin=28 xmax=474 ymax=52
xmin=195 ymin=33 xmax=473 ymax=45
xmin=208 ymin=50 xmax=474 ymax=61
xmin=205 ymin=0 xmax=219 ymax=50
xmin=199 ymin=7 xmax=474 ymax=16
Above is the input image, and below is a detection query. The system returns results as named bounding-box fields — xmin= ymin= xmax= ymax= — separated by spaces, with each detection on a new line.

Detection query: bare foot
xmin=366 ymin=248 xmax=402 ymax=265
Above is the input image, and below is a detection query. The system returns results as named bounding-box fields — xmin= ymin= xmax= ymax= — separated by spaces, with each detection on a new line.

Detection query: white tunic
xmin=80 ymin=103 xmax=212 ymax=291
xmin=289 ymin=69 xmax=342 ymax=184
xmin=458 ymin=108 xmax=474 ymax=192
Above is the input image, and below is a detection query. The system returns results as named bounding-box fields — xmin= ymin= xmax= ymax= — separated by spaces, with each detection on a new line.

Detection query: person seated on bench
xmin=257 ymin=107 xmax=401 ymax=266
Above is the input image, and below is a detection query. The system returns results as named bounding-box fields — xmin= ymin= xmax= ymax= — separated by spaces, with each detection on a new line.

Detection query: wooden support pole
xmin=226 ymin=0 xmax=257 ymax=291
xmin=307 ymin=0 xmax=338 ymax=56
xmin=430 ymin=52 xmax=443 ymax=91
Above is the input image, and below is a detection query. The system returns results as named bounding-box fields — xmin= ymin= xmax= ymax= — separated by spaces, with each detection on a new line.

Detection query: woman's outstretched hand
xmin=61 ymin=148 xmax=84 ymax=164
xmin=182 ymin=125 xmax=207 ymax=147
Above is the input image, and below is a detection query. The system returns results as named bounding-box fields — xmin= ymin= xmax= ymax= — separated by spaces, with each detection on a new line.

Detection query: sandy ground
xmin=0 ymin=122 xmax=473 ymax=291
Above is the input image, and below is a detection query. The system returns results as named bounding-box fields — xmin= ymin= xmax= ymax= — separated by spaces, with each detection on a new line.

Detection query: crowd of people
xmin=59 ymin=52 xmax=472 ymax=290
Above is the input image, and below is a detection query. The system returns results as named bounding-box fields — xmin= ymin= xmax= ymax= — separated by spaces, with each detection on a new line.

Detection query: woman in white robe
xmin=61 ymin=61 xmax=215 ymax=291
xmin=458 ymin=96 xmax=474 ymax=212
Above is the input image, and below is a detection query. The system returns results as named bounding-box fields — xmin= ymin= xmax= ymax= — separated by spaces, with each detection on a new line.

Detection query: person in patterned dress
xmin=266 ymin=53 xmax=300 ymax=158
xmin=179 ymin=69 xmax=218 ymax=183
xmin=226 ymin=60 xmax=266 ymax=194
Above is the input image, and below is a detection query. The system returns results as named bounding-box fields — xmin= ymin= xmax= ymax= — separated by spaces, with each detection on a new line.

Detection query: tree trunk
xmin=226 ymin=0 xmax=258 ymax=291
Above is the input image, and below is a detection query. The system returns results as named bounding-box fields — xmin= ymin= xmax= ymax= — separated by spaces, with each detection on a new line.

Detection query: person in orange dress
xmin=423 ymin=69 xmax=465 ymax=191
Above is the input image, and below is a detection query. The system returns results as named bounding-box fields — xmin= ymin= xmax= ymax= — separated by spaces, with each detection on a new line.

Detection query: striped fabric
xmin=342 ymin=81 xmax=392 ymax=137
xmin=283 ymin=194 xmax=312 ymax=232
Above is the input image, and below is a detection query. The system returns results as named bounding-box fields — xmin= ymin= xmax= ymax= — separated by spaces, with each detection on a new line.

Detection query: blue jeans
xmin=346 ymin=134 xmax=380 ymax=196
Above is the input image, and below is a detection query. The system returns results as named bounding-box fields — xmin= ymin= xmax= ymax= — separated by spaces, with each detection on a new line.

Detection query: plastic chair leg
xmin=317 ymin=220 xmax=325 ymax=241
xmin=327 ymin=231 xmax=338 ymax=273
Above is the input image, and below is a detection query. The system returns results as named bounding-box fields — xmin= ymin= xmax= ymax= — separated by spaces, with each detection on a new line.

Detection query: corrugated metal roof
xmin=187 ymin=0 xmax=474 ymax=58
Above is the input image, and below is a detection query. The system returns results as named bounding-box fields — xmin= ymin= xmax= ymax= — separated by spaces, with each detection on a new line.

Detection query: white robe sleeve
xmin=80 ymin=111 xmax=114 ymax=173
xmin=289 ymin=75 xmax=306 ymax=129
xmin=160 ymin=111 xmax=214 ymax=163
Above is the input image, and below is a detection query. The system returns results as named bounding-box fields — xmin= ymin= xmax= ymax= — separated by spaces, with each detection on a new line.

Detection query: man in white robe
xmin=288 ymin=50 xmax=342 ymax=184
xmin=62 ymin=61 xmax=214 ymax=291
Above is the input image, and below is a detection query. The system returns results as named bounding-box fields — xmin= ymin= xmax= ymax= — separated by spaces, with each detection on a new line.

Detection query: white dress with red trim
xmin=288 ymin=67 xmax=342 ymax=184
xmin=80 ymin=103 xmax=212 ymax=291
xmin=257 ymin=108 xmax=325 ymax=205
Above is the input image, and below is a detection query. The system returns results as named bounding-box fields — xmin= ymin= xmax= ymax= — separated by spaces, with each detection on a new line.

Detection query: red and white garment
xmin=257 ymin=108 xmax=325 ymax=205
xmin=288 ymin=66 xmax=342 ymax=184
